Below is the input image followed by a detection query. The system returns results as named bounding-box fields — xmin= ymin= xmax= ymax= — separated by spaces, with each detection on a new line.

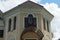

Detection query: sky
xmin=0 ymin=0 xmax=60 ymax=40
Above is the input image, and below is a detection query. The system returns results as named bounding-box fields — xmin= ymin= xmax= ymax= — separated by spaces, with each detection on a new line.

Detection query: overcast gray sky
xmin=0 ymin=0 xmax=60 ymax=40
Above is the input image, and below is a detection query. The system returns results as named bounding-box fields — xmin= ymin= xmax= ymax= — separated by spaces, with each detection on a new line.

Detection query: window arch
xmin=28 ymin=14 xmax=33 ymax=25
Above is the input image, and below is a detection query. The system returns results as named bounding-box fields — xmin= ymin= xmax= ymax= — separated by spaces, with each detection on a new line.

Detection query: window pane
xmin=33 ymin=18 xmax=37 ymax=27
xmin=24 ymin=18 xmax=28 ymax=28
xmin=8 ymin=19 xmax=11 ymax=31
xmin=13 ymin=17 xmax=16 ymax=30
xmin=0 ymin=30 xmax=4 ymax=38
xmin=47 ymin=21 xmax=49 ymax=32
xmin=28 ymin=14 xmax=33 ymax=25
xmin=43 ymin=18 xmax=46 ymax=30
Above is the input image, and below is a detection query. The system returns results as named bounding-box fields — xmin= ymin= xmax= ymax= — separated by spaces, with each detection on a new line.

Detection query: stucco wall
xmin=3 ymin=5 xmax=53 ymax=40
xmin=4 ymin=13 xmax=52 ymax=40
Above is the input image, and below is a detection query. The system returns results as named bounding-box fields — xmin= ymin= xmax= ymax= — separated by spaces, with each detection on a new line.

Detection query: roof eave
xmin=43 ymin=7 xmax=54 ymax=18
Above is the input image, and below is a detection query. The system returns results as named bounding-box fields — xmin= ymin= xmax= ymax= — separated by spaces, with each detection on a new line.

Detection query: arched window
xmin=13 ymin=16 xmax=16 ymax=30
xmin=8 ymin=18 xmax=11 ymax=31
xmin=28 ymin=14 xmax=33 ymax=26
xmin=24 ymin=14 xmax=37 ymax=28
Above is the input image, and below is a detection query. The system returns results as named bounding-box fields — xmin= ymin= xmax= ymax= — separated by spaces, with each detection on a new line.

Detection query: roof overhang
xmin=41 ymin=7 xmax=54 ymax=22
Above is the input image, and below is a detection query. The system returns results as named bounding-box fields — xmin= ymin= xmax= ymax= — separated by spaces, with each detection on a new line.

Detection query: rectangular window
xmin=43 ymin=18 xmax=46 ymax=30
xmin=8 ymin=19 xmax=11 ymax=32
xmin=24 ymin=18 xmax=28 ymax=28
xmin=33 ymin=18 xmax=37 ymax=27
xmin=47 ymin=21 xmax=49 ymax=32
xmin=13 ymin=17 xmax=16 ymax=30
xmin=0 ymin=30 xmax=4 ymax=38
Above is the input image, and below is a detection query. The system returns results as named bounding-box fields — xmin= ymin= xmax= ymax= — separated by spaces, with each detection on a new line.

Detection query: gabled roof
xmin=23 ymin=0 xmax=53 ymax=17
xmin=18 ymin=0 xmax=53 ymax=16
xmin=4 ymin=0 xmax=43 ymax=13
xmin=4 ymin=0 xmax=54 ymax=18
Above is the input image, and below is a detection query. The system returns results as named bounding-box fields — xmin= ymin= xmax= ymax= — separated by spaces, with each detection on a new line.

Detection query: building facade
xmin=0 ymin=0 xmax=54 ymax=40
xmin=0 ymin=11 xmax=4 ymax=40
